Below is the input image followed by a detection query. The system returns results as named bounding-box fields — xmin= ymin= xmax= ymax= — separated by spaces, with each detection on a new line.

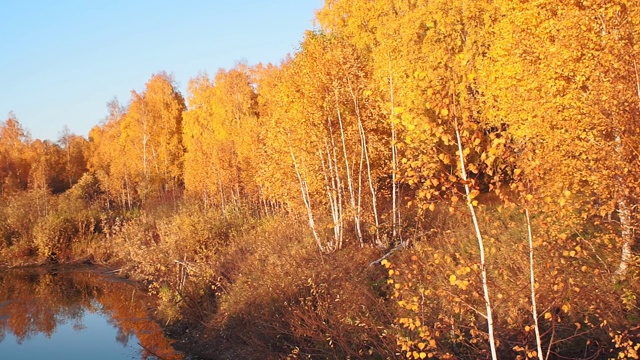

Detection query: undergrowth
xmin=1 ymin=187 xmax=639 ymax=359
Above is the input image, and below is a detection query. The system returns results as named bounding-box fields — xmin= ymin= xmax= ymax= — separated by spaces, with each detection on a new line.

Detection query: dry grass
xmin=1 ymin=186 xmax=639 ymax=359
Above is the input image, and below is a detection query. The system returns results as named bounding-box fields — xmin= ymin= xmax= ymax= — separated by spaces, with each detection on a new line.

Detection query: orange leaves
xmin=87 ymin=73 xmax=186 ymax=207
xmin=183 ymin=65 xmax=261 ymax=206
xmin=512 ymin=345 xmax=540 ymax=359
xmin=448 ymin=265 xmax=472 ymax=291
xmin=0 ymin=115 xmax=33 ymax=193
xmin=437 ymin=153 xmax=451 ymax=165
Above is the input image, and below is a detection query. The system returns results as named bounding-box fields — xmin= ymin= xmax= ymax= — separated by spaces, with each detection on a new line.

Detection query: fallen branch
xmin=369 ymin=244 xmax=404 ymax=267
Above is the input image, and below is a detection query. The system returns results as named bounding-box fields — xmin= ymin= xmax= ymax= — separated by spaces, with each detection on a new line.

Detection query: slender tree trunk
xmin=320 ymin=148 xmax=341 ymax=249
xmin=358 ymin=137 xmax=364 ymax=235
xmin=454 ymin=122 xmax=498 ymax=360
xmin=327 ymin=118 xmax=344 ymax=250
xmin=290 ymin=147 xmax=324 ymax=252
xmin=615 ymin=61 xmax=640 ymax=277
xmin=217 ymin=169 xmax=227 ymax=219
xmin=324 ymin=138 xmax=342 ymax=242
xmin=545 ymin=319 xmax=556 ymax=360
xmin=526 ymin=208 xmax=544 ymax=360
xmin=348 ymin=77 xmax=381 ymax=245
xmin=615 ymin=197 xmax=633 ymax=276
xmin=335 ymin=91 xmax=363 ymax=246
xmin=613 ymin=143 xmax=629 ymax=277
xmin=388 ymin=59 xmax=400 ymax=242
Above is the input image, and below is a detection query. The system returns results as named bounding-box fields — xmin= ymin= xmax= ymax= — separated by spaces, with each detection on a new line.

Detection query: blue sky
xmin=0 ymin=1 xmax=322 ymax=141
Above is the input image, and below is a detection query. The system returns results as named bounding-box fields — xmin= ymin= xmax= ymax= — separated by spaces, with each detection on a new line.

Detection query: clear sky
xmin=0 ymin=1 xmax=322 ymax=141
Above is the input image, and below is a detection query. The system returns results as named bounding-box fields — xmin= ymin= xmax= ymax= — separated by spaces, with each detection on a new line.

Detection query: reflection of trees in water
xmin=72 ymin=322 xmax=87 ymax=331
xmin=0 ymin=268 xmax=183 ymax=359
xmin=0 ymin=271 xmax=95 ymax=343
xmin=115 ymin=325 xmax=133 ymax=347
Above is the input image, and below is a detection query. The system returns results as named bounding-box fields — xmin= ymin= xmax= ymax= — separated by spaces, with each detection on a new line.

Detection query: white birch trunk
xmin=388 ymin=60 xmax=400 ymax=242
xmin=348 ymin=78 xmax=381 ymax=245
xmin=615 ymin=197 xmax=633 ymax=276
xmin=290 ymin=147 xmax=324 ymax=252
xmin=455 ymin=124 xmax=498 ymax=360
xmin=335 ymin=92 xmax=363 ymax=246
xmin=615 ymin=61 xmax=640 ymax=277
xmin=320 ymin=146 xmax=341 ymax=249
xmin=328 ymin=117 xmax=345 ymax=249
xmin=526 ymin=208 xmax=544 ymax=360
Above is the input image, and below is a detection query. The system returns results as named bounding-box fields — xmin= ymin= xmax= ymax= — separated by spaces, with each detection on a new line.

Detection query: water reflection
xmin=0 ymin=267 xmax=185 ymax=359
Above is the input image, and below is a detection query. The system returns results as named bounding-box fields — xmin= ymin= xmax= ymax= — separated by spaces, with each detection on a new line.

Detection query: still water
xmin=0 ymin=267 xmax=187 ymax=360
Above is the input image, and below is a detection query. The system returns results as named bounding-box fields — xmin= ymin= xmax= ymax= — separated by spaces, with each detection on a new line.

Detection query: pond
xmin=0 ymin=267 xmax=189 ymax=360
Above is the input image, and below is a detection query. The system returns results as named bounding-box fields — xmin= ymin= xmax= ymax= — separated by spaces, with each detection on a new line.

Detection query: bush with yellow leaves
xmin=383 ymin=204 xmax=640 ymax=359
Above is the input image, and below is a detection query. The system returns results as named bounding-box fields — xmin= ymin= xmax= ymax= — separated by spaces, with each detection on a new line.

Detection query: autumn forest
xmin=2 ymin=0 xmax=640 ymax=359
